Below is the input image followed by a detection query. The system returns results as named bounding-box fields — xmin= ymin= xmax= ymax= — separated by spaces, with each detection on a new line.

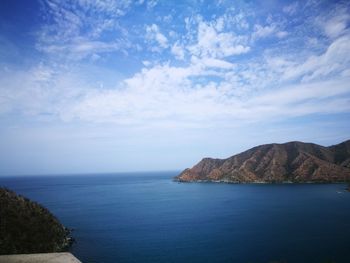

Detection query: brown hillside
xmin=175 ymin=140 xmax=350 ymax=183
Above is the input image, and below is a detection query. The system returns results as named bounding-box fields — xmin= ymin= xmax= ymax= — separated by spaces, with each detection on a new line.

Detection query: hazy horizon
xmin=1 ymin=139 xmax=349 ymax=177
xmin=1 ymin=0 xmax=350 ymax=176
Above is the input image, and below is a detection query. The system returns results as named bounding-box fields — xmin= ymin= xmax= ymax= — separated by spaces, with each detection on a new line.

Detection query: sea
xmin=1 ymin=171 xmax=350 ymax=263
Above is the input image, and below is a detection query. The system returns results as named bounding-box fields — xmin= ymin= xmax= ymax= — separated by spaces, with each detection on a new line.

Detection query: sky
xmin=0 ymin=0 xmax=350 ymax=175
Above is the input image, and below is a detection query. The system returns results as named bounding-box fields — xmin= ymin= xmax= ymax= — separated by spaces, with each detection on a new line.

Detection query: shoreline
xmin=173 ymin=178 xmax=350 ymax=185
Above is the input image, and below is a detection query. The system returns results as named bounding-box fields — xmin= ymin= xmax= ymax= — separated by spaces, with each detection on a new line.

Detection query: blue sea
xmin=1 ymin=172 xmax=350 ymax=263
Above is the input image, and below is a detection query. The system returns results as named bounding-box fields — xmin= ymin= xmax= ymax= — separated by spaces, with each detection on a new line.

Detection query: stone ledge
xmin=0 ymin=252 xmax=81 ymax=263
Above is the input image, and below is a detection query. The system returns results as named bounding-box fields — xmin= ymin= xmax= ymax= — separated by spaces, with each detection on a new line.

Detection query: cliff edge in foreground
xmin=175 ymin=140 xmax=350 ymax=183
xmin=0 ymin=188 xmax=73 ymax=255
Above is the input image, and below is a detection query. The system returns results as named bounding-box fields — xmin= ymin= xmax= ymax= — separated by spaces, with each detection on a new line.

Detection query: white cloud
xmin=162 ymin=14 xmax=172 ymax=23
xmin=146 ymin=24 xmax=168 ymax=50
xmin=146 ymin=0 xmax=158 ymax=9
xmin=37 ymin=0 xmax=133 ymax=59
xmin=77 ymin=0 xmax=132 ymax=15
xmin=3 ymin=0 xmax=350 ymax=175
xmin=324 ymin=14 xmax=349 ymax=39
xmin=215 ymin=17 xmax=225 ymax=31
xmin=192 ymin=57 xmax=235 ymax=70
xmin=276 ymin=31 xmax=288 ymax=38
xmin=188 ymin=20 xmax=250 ymax=58
xmin=232 ymin=12 xmax=250 ymax=30
xmin=252 ymin=23 xmax=289 ymax=40
xmin=315 ymin=5 xmax=350 ymax=39
xmin=38 ymin=38 xmax=124 ymax=60
xmin=0 ymin=65 xmax=83 ymax=117
xmin=252 ymin=79 xmax=350 ymax=106
xmin=252 ymin=19 xmax=289 ymax=40
xmin=142 ymin=60 xmax=151 ymax=66
xmin=2 ymin=1 xmax=350 ymax=130
xmin=281 ymin=35 xmax=350 ymax=81
xmin=253 ymin=24 xmax=276 ymax=39
xmin=283 ymin=2 xmax=298 ymax=15
xmin=2 ymin=45 xmax=349 ymax=128
xmin=57 ymin=67 xmax=350 ymax=125
xmin=171 ymin=42 xmax=185 ymax=60
xmin=245 ymin=79 xmax=350 ymax=121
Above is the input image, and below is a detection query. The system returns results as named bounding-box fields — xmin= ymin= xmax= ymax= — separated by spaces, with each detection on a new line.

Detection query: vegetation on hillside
xmin=0 ymin=187 xmax=72 ymax=255
xmin=176 ymin=140 xmax=350 ymax=183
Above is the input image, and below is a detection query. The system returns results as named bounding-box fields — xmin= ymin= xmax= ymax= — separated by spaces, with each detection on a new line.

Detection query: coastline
xmin=2 ymin=173 xmax=350 ymax=262
xmin=173 ymin=178 xmax=350 ymax=185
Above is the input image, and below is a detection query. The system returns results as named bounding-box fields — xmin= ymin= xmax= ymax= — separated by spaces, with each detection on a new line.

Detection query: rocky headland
xmin=0 ymin=187 xmax=73 ymax=255
xmin=175 ymin=140 xmax=350 ymax=183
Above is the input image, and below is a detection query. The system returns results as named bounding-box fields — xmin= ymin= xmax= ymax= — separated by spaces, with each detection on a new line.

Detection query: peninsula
xmin=175 ymin=140 xmax=350 ymax=183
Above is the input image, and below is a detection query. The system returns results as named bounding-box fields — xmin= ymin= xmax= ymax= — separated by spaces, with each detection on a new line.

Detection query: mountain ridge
xmin=175 ymin=140 xmax=350 ymax=183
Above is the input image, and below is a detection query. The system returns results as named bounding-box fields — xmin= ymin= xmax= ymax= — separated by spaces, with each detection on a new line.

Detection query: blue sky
xmin=0 ymin=0 xmax=350 ymax=175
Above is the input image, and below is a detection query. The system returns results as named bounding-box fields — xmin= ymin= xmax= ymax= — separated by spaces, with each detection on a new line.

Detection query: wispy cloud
xmin=280 ymin=35 xmax=350 ymax=81
xmin=2 ymin=29 xmax=349 ymax=127
xmin=283 ymin=2 xmax=298 ymax=15
xmin=145 ymin=24 xmax=168 ymax=50
xmin=318 ymin=6 xmax=350 ymax=39
xmin=252 ymin=23 xmax=288 ymax=40
xmin=188 ymin=18 xmax=250 ymax=58
xmin=37 ymin=0 xmax=134 ymax=60
xmin=1 ymin=0 xmax=350 ymax=173
xmin=2 ymin=0 xmax=350 ymax=126
xmin=171 ymin=42 xmax=185 ymax=60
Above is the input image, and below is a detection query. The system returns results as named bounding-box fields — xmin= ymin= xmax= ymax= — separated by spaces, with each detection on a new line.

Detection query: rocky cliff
xmin=175 ymin=140 xmax=350 ymax=183
xmin=0 ymin=188 xmax=73 ymax=255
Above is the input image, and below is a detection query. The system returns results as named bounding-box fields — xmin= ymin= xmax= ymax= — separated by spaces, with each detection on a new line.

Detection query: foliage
xmin=0 ymin=187 xmax=71 ymax=255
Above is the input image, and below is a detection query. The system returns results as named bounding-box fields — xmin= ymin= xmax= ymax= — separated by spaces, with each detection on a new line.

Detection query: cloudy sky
xmin=0 ymin=0 xmax=349 ymax=175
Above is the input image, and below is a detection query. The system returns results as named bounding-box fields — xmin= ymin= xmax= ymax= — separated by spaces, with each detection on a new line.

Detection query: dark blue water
xmin=1 ymin=172 xmax=350 ymax=263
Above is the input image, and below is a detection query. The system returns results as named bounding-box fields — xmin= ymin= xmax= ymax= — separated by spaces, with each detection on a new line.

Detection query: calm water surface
xmin=1 ymin=172 xmax=350 ymax=263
